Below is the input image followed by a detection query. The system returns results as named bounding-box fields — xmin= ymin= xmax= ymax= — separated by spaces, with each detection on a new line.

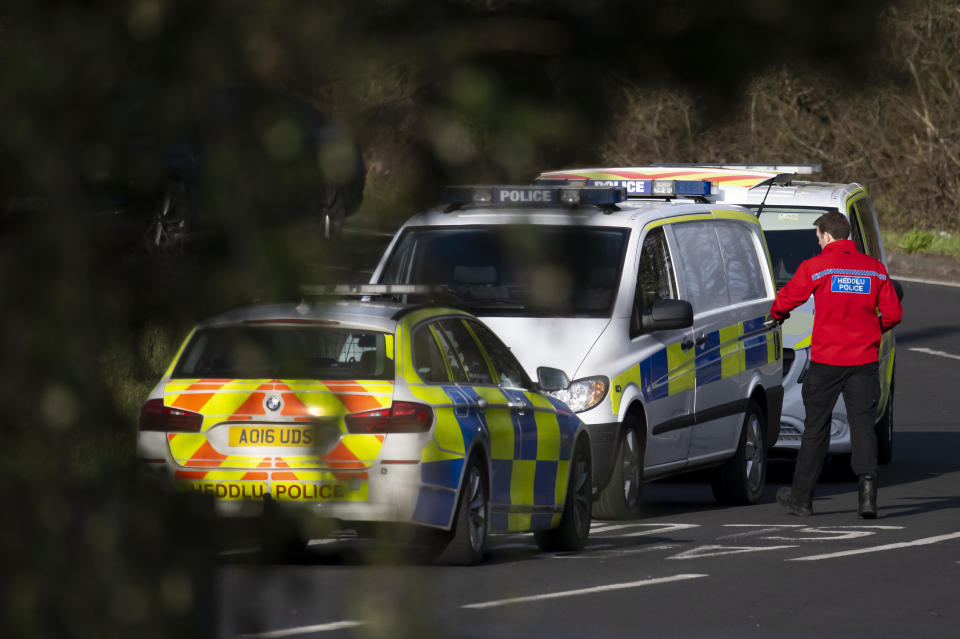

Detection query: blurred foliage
xmin=1 ymin=0 xmax=946 ymax=636
xmin=887 ymin=228 xmax=960 ymax=256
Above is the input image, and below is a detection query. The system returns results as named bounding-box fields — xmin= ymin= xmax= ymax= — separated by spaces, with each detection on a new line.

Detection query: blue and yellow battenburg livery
xmin=138 ymin=299 xmax=592 ymax=558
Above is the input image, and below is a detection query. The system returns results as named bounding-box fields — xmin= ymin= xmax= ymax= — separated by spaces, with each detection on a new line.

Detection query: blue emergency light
xmin=440 ymin=185 xmax=627 ymax=209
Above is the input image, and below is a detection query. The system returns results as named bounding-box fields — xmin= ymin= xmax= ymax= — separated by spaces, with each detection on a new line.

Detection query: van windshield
xmin=756 ymin=207 xmax=831 ymax=288
xmin=378 ymin=225 xmax=630 ymax=317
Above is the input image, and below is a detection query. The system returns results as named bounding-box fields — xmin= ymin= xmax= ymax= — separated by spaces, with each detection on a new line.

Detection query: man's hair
xmin=814 ymin=211 xmax=851 ymax=240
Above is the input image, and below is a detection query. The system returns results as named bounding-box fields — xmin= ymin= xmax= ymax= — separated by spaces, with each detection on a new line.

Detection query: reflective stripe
xmin=811 ymin=268 xmax=887 ymax=281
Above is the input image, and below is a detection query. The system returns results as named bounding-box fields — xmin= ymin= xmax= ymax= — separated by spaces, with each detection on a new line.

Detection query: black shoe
xmin=858 ymin=475 xmax=877 ymax=519
xmin=777 ymin=487 xmax=813 ymax=516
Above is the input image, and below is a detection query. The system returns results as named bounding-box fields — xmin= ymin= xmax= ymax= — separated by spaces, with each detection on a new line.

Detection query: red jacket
xmin=770 ymin=239 xmax=903 ymax=366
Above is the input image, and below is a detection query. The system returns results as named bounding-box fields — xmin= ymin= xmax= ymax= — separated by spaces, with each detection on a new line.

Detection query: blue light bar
xmin=440 ymin=185 xmax=627 ymax=208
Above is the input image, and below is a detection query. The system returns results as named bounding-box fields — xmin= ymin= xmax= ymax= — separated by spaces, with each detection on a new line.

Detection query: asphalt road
xmin=217 ymin=278 xmax=960 ymax=639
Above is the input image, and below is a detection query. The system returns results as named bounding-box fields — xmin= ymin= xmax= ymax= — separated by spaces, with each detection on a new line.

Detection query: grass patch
xmin=883 ymin=229 xmax=960 ymax=258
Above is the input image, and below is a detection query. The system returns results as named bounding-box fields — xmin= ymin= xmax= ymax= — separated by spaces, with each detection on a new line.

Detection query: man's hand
xmin=765 ymin=314 xmax=788 ymax=329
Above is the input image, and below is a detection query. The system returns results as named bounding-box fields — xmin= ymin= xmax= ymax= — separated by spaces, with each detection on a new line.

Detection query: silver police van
xmin=539 ymin=165 xmax=902 ymax=470
xmin=372 ymin=182 xmax=783 ymax=518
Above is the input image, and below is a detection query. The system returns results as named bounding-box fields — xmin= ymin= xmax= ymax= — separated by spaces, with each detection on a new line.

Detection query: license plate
xmin=228 ymin=425 xmax=314 ymax=447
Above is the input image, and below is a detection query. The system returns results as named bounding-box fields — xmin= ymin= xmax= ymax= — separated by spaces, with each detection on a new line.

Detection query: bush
xmin=899 ymin=229 xmax=936 ymax=254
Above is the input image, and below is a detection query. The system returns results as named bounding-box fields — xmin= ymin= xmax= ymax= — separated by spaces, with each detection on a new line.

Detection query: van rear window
xmin=378 ymin=225 xmax=630 ymax=317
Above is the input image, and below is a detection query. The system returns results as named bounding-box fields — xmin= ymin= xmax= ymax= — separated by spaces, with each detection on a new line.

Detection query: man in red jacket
xmin=771 ymin=211 xmax=903 ymax=518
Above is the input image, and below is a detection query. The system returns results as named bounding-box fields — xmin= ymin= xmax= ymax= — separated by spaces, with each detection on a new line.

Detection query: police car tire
xmin=592 ymin=416 xmax=644 ymax=520
xmin=535 ymin=439 xmax=591 ymax=552
xmin=711 ymin=400 xmax=766 ymax=505
xmin=876 ymin=376 xmax=894 ymax=465
xmin=434 ymin=456 xmax=488 ymax=566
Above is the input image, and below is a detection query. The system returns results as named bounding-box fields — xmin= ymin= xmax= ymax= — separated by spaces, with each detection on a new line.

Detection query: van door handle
xmin=476 ymin=397 xmax=489 ymax=413
xmin=695 ymin=332 xmax=707 ymax=346
xmin=509 ymin=401 xmax=527 ymax=412
xmin=681 ymin=337 xmax=694 ymax=351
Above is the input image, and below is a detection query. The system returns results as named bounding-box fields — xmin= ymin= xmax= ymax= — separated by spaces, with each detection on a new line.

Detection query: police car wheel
xmin=876 ymin=375 xmax=894 ymax=465
xmin=434 ymin=456 xmax=488 ymax=565
xmin=592 ymin=416 xmax=644 ymax=520
xmin=535 ymin=439 xmax=591 ymax=552
xmin=711 ymin=400 xmax=767 ymax=505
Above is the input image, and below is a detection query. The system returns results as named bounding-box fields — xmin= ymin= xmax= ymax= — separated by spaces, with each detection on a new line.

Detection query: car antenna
xmin=752 ymin=172 xmax=793 ymax=219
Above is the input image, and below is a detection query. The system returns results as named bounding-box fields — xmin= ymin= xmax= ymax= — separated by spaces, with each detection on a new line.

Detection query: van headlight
xmin=549 ymin=376 xmax=609 ymax=413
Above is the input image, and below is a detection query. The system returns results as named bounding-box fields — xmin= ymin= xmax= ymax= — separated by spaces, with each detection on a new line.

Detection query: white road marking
xmin=668 ymin=545 xmax=797 ymax=560
xmin=590 ymin=523 xmax=644 ymax=534
xmin=237 ymin=620 xmax=365 ymax=638
xmin=789 ymin=531 xmax=960 ymax=561
xmin=891 ymin=275 xmax=960 ymax=288
xmin=554 ymin=544 xmax=680 ymax=560
xmin=621 ymin=523 xmax=700 ymax=538
xmin=765 ymin=529 xmax=875 ymax=542
xmin=723 ymin=524 xmax=806 ymax=527
xmin=908 ymin=347 xmax=960 ymax=361
xmin=462 ymin=574 xmax=708 ymax=609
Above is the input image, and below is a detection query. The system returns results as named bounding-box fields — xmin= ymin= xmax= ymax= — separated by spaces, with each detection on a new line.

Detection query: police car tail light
xmin=549 ymin=376 xmax=609 ymax=413
xmin=139 ymin=398 xmax=203 ymax=432
xmin=345 ymin=401 xmax=434 ymax=434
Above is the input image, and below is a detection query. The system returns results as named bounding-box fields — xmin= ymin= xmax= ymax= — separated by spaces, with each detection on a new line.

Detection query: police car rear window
xmin=379 ymin=225 xmax=630 ymax=317
xmin=173 ymin=326 xmax=393 ymax=380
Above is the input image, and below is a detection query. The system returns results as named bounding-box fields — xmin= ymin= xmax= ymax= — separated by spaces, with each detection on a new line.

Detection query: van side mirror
xmin=891 ymin=278 xmax=904 ymax=302
xmin=641 ymin=299 xmax=694 ymax=332
xmin=536 ymin=366 xmax=570 ymax=392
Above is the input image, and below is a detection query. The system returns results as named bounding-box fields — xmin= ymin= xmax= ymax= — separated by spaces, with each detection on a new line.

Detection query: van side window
xmin=437 ymin=319 xmax=494 ymax=385
xmin=716 ymin=221 xmax=768 ymax=303
xmin=631 ymin=227 xmax=677 ymax=337
xmin=854 ymin=198 xmax=883 ymax=259
xmin=672 ymin=221 xmax=730 ymax=313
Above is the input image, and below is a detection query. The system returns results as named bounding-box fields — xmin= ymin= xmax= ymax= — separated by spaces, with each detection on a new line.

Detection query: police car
xmin=372 ymin=183 xmax=783 ymax=518
xmin=538 ymin=165 xmax=901 ymax=467
xmin=137 ymin=291 xmax=592 ymax=564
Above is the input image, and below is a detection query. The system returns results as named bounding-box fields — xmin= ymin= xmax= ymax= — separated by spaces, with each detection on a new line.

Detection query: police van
xmin=538 ymin=165 xmax=901 ymax=469
xmin=371 ymin=182 xmax=784 ymax=518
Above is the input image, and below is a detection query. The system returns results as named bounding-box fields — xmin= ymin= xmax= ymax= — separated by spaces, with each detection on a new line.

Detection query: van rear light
xmin=345 ymin=401 xmax=434 ymax=434
xmin=139 ymin=398 xmax=204 ymax=432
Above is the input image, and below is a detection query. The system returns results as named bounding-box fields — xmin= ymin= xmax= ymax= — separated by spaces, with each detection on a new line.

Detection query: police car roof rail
xmin=300 ymin=283 xmax=455 ymax=303
xmin=439 ymin=184 xmax=626 ymax=213
xmin=652 ymin=162 xmax=822 ymax=175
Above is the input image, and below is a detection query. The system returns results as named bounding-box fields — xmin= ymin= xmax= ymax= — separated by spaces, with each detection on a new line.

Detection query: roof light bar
xmin=653 ymin=163 xmax=822 ymax=175
xmin=440 ymin=185 xmax=627 ymax=208
xmin=540 ymin=178 xmax=714 ymax=198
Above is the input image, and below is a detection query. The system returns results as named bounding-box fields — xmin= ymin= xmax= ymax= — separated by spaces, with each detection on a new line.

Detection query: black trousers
xmin=792 ymin=361 xmax=880 ymax=503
